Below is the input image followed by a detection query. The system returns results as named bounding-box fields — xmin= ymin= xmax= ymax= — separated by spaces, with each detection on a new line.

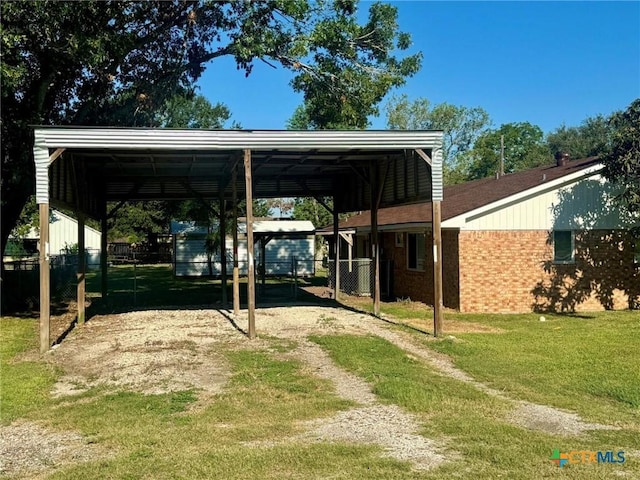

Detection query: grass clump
xmin=0 ymin=317 xmax=58 ymax=424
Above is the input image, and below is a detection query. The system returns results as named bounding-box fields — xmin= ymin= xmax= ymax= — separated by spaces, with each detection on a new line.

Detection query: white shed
xmin=171 ymin=219 xmax=315 ymax=277
xmin=17 ymin=209 xmax=102 ymax=267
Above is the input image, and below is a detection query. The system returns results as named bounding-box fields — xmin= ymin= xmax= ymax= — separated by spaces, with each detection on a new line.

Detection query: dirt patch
xmin=0 ymin=421 xmax=108 ymax=478
xmin=48 ymin=304 xmax=618 ymax=438
xmin=48 ymin=309 xmax=234 ymax=396
xmin=44 ymin=306 xmax=449 ymax=471
xmin=390 ymin=317 xmax=504 ymax=334
xmin=300 ymin=285 xmax=333 ymax=299
xmin=300 ymin=405 xmax=446 ymax=470
xmin=290 ymin=338 xmax=378 ymax=405
xmin=238 ymin=310 xmax=448 ymax=470
xmin=47 ymin=306 xmax=377 ymax=397
xmin=508 ymin=402 xmax=619 ymax=436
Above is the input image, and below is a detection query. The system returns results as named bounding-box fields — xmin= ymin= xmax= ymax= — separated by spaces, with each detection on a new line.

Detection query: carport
xmin=33 ymin=127 xmax=444 ymax=352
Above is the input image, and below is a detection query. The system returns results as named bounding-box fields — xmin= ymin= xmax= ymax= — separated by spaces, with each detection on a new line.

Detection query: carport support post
xmin=332 ymin=208 xmax=340 ymax=300
xmin=232 ymin=167 xmax=240 ymax=315
xmin=39 ymin=203 xmax=50 ymax=353
xmin=260 ymin=239 xmax=266 ymax=293
xmin=219 ymin=192 xmax=227 ymax=307
xmin=244 ymin=149 xmax=256 ymax=339
xmin=370 ymin=164 xmax=380 ymax=317
xmin=432 ymin=200 xmax=443 ymax=336
xmin=77 ymin=212 xmax=86 ymax=324
xmin=101 ymin=207 xmax=108 ymax=302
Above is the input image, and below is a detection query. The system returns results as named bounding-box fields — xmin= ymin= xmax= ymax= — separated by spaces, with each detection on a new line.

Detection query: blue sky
xmin=196 ymin=1 xmax=640 ymax=134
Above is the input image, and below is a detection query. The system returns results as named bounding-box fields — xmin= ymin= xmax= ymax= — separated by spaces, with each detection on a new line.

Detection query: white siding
xmin=174 ymin=236 xmax=314 ymax=277
xmin=261 ymin=237 xmax=315 ymax=275
xmin=24 ymin=210 xmax=103 ymax=267
xmin=174 ymin=236 xmax=210 ymax=276
xmin=447 ymin=174 xmax=631 ymax=231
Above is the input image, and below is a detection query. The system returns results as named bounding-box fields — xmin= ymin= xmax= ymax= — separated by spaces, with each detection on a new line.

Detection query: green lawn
xmin=423 ymin=311 xmax=640 ymax=426
xmin=1 ymin=306 xmax=638 ymax=479
xmin=85 ymin=264 xmax=321 ymax=311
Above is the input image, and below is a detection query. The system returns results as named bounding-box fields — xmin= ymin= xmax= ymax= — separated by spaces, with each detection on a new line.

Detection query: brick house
xmin=331 ymin=156 xmax=639 ymax=313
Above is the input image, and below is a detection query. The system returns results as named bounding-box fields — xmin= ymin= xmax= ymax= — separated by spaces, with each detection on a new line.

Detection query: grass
xmin=340 ymin=294 xmax=436 ymax=321
xmin=2 ymin=304 xmax=639 ymax=479
xmin=85 ymin=264 xmax=321 ymax=311
xmin=422 ymin=311 xmax=640 ymax=426
xmin=86 ymin=264 xmax=238 ymax=309
xmin=339 ymin=297 xmax=640 ymax=424
xmin=0 ymin=317 xmax=58 ymax=423
xmin=311 ymin=332 xmax=640 ymax=479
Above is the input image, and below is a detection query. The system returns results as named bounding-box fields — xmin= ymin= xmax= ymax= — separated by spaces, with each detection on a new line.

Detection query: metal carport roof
xmin=34 ymin=127 xmax=443 ymax=217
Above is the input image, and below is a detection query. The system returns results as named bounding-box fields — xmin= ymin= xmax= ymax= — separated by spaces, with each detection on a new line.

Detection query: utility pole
xmin=499 ymin=135 xmax=505 ymax=177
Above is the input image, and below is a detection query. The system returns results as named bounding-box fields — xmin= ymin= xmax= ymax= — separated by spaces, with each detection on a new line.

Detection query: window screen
xmin=407 ymin=233 xmax=425 ymax=271
xmin=553 ymin=230 xmax=574 ymax=263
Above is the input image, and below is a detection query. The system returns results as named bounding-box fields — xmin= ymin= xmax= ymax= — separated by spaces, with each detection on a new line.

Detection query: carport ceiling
xmin=33 ymin=128 xmax=443 ymax=218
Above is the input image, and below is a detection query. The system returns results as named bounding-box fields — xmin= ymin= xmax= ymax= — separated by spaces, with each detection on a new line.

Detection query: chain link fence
xmin=99 ymin=254 xmax=318 ymax=309
xmin=2 ymin=253 xmax=96 ymax=312
xmin=327 ymin=259 xmax=394 ymax=298
xmin=3 ymin=253 xmax=337 ymax=313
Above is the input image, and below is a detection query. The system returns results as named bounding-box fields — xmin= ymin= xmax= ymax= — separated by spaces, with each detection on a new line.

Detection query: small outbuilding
xmin=171 ymin=219 xmax=315 ymax=277
xmin=7 ymin=209 xmax=101 ymax=267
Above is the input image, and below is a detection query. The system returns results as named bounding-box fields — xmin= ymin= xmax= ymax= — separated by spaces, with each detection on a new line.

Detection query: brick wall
xmin=458 ymin=229 xmax=638 ymax=313
xmin=382 ymin=230 xmax=460 ymax=309
xmin=378 ymin=228 xmax=637 ymax=313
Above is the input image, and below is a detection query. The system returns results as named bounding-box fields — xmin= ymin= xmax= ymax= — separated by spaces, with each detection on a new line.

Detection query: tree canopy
xmin=293 ymin=197 xmax=333 ymax=229
xmin=385 ymin=94 xmax=491 ymax=183
xmin=546 ymin=115 xmax=614 ymax=160
xmin=158 ymin=94 xmax=235 ymax=129
xmin=601 ymin=98 xmax=640 ymax=220
xmin=289 ymin=3 xmax=421 ymax=129
xmin=1 ymin=0 xmax=419 ymax=256
xmin=463 ymin=122 xmax=550 ymax=181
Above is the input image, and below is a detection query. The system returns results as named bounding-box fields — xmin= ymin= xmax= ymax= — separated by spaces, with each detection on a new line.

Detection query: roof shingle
xmin=333 ymin=157 xmax=601 ymax=229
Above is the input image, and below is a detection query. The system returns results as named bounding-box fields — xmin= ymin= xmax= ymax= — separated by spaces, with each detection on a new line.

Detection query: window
xmin=407 ymin=232 xmax=425 ymax=271
xmin=553 ymin=230 xmax=574 ymax=263
xmin=395 ymin=232 xmax=404 ymax=247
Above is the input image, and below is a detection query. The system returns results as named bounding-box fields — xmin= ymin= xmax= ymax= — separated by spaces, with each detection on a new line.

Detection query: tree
xmin=464 ymin=122 xmax=551 ymax=180
xmin=1 ymin=0 xmax=419 ymax=260
xmin=289 ymin=3 xmax=421 ymax=129
xmin=108 ymin=201 xmax=171 ymax=243
xmin=601 ymin=99 xmax=640 ymax=219
xmin=545 ymin=115 xmax=613 ymax=160
xmin=293 ymin=197 xmax=334 ymax=260
xmin=158 ymin=94 xmax=234 ymax=129
xmin=293 ymin=197 xmax=333 ymax=228
xmin=265 ymin=198 xmax=294 ymax=219
xmin=286 ymin=105 xmax=313 ymax=130
xmin=385 ymin=95 xmax=491 ymax=184
xmin=8 ymin=196 xmax=39 ymax=240
xmin=252 ymin=199 xmax=271 ymax=219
